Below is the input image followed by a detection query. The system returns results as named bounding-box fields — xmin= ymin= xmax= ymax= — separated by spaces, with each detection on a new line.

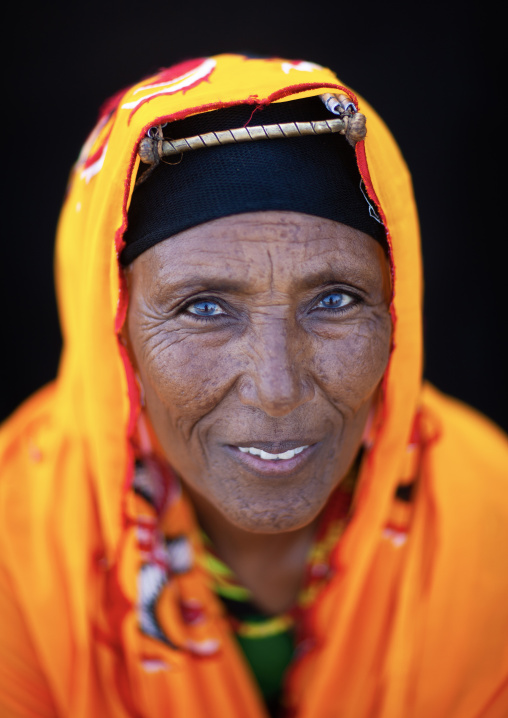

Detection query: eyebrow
xmin=154 ymin=275 xmax=247 ymax=296
xmin=157 ymin=267 xmax=370 ymax=296
xmin=298 ymin=270 xmax=364 ymax=290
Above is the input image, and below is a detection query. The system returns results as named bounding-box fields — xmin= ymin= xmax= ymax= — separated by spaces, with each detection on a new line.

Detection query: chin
xmin=220 ymin=493 xmax=325 ymax=534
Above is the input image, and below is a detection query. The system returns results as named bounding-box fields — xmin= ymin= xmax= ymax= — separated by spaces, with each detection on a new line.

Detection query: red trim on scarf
xmin=264 ymin=82 xmax=358 ymax=106
xmin=127 ymin=82 xmax=356 ymax=127
xmin=98 ymin=87 xmax=135 ymax=123
xmin=82 ymin=131 xmax=110 ymax=170
xmin=114 ymin=137 xmax=142 ymax=550
xmin=149 ymin=58 xmax=210 ymax=85
xmin=127 ymin=63 xmax=216 ymax=122
xmin=355 ymin=137 xmax=399 ymax=518
xmin=131 ymin=97 xmax=260 ymax=129
xmin=355 ymin=140 xmax=394 ymax=293
xmin=383 ymin=521 xmax=409 ymax=534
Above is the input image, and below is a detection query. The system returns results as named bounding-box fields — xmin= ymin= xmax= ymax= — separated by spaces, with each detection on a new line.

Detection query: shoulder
xmin=421 ymin=382 xmax=508 ymax=480
xmin=418 ymin=383 xmax=508 ymax=572
xmin=0 ymin=384 xmax=64 ymax=717
xmin=0 ymin=383 xmax=60 ymax=519
xmin=416 ymin=383 xmax=508 ymax=556
xmin=0 ymin=383 xmax=59 ymax=467
xmin=0 ymin=383 xmax=67 ymax=579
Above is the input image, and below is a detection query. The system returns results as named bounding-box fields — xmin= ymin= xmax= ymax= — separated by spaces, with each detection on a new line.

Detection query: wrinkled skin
xmin=125 ymin=211 xmax=392 ymax=611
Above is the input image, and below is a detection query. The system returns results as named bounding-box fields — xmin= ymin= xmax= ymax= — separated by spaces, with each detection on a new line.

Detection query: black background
xmin=2 ymin=2 xmax=506 ymax=431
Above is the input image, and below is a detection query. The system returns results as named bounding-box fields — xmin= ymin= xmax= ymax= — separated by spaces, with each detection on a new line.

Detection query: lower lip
xmin=225 ymin=444 xmax=317 ymax=477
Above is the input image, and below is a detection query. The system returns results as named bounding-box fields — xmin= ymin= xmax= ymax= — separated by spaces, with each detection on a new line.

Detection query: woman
xmin=1 ymin=54 xmax=507 ymax=718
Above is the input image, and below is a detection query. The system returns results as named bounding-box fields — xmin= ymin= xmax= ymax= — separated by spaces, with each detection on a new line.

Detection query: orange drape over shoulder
xmin=1 ymin=55 xmax=507 ymax=718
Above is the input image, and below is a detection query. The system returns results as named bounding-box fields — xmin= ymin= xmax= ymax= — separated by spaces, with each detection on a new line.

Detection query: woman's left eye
xmin=316 ymin=291 xmax=355 ymax=310
xmin=186 ymin=299 xmax=225 ymax=317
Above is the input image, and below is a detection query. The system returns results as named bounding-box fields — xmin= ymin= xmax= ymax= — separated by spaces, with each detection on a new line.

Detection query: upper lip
xmin=229 ymin=440 xmax=316 ymax=453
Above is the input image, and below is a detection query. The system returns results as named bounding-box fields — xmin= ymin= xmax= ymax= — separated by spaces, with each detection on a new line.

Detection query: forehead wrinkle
xmin=138 ymin=215 xmax=385 ymax=298
xmin=266 ymin=248 xmax=275 ymax=290
xmin=145 ymin=249 xmax=378 ymax=300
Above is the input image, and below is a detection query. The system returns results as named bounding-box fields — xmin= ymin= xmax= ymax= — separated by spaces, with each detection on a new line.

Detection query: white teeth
xmin=237 ymin=446 xmax=308 ymax=460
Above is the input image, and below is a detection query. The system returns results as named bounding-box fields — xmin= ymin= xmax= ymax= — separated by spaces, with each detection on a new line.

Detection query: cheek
xmin=312 ymin=314 xmax=391 ymax=410
xmin=137 ymin=330 xmax=241 ymax=436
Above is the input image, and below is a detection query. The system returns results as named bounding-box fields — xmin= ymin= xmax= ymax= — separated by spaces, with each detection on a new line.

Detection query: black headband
xmin=121 ymin=97 xmax=386 ymax=265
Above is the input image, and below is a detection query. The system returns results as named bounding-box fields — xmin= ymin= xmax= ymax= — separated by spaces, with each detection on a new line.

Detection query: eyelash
xmin=312 ymin=289 xmax=360 ymax=314
xmin=181 ymin=289 xmax=361 ymax=323
xmin=181 ymin=298 xmax=228 ymax=323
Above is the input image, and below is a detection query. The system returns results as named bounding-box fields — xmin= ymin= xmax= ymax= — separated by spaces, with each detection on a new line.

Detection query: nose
xmin=237 ymin=318 xmax=314 ymax=417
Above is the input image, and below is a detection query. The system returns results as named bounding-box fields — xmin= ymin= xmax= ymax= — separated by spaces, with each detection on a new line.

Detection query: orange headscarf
xmin=1 ymin=54 xmax=507 ymax=718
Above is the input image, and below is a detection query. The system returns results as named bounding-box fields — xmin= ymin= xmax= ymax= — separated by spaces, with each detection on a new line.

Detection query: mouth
xmin=238 ymin=444 xmax=308 ymax=460
xmin=225 ymin=440 xmax=318 ymax=477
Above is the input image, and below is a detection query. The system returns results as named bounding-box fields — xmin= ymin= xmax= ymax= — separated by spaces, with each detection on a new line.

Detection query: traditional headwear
xmin=121 ymin=96 xmax=385 ymax=264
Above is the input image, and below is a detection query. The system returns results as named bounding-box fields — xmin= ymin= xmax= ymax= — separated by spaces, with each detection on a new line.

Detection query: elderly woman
xmin=1 ymin=55 xmax=507 ymax=718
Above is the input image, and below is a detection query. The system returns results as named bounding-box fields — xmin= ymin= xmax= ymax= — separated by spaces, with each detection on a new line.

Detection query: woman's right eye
xmin=185 ymin=299 xmax=225 ymax=317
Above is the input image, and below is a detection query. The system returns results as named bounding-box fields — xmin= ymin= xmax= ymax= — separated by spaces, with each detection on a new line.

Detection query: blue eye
xmin=317 ymin=292 xmax=354 ymax=310
xmin=186 ymin=299 xmax=225 ymax=317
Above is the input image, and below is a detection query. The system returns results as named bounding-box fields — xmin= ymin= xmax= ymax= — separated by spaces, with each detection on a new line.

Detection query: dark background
xmin=2 ymin=2 xmax=506 ymax=431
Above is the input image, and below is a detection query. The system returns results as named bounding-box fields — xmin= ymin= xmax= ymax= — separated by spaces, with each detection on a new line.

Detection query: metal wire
xmin=139 ymin=118 xmax=347 ymax=165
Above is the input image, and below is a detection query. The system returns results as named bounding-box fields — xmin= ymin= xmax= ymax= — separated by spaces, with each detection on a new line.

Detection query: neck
xmin=185 ymin=484 xmax=319 ymax=615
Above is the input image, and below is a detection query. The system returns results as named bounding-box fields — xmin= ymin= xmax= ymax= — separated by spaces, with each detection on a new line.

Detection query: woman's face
xmin=126 ymin=211 xmax=392 ymax=533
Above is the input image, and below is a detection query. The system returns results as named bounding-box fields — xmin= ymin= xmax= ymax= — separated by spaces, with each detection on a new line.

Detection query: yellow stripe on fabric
xmin=236 ymin=615 xmax=294 ymax=638
xmin=198 ymin=537 xmax=252 ymax=600
xmin=307 ymin=519 xmax=346 ymax=563
xmin=203 ymin=553 xmax=235 ymax=578
xmin=215 ymin=583 xmax=252 ymax=601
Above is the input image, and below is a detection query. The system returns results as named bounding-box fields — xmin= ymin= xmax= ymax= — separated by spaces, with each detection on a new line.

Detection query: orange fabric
xmin=1 ymin=54 xmax=508 ymax=718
